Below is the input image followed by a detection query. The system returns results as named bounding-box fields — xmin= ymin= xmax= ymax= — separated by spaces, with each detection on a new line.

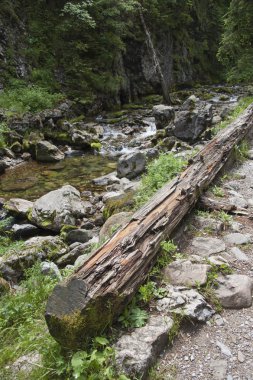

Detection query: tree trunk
xmin=138 ymin=8 xmax=172 ymax=105
xmin=46 ymin=104 xmax=253 ymax=348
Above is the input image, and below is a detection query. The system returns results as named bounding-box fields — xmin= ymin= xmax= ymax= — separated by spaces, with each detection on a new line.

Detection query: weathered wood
xmin=199 ymin=195 xmax=242 ymax=213
xmin=46 ymin=104 xmax=253 ymax=348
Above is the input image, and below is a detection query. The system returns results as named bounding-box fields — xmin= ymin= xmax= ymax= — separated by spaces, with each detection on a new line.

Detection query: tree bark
xmin=46 ymin=104 xmax=253 ymax=348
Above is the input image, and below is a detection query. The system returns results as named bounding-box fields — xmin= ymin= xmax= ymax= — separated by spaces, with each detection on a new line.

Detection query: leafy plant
xmin=216 ymin=210 xmax=232 ymax=226
xmin=118 ymin=301 xmax=148 ymax=328
xmin=211 ymin=185 xmax=225 ymax=198
xmin=234 ymin=139 xmax=249 ymax=163
xmin=138 ymin=281 xmax=166 ymax=304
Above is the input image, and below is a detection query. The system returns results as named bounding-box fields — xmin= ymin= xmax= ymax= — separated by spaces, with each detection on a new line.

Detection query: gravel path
xmin=156 ymin=147 xmax=253 ymax=380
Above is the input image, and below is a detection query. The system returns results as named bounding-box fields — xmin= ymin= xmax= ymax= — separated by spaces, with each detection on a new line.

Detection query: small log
xmin=46 ymin=104 xmax=253 ymax=348
xmin=199 ymin=195 xmax=243 ymax=213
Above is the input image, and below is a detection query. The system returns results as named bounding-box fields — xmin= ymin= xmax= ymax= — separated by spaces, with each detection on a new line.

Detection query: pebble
xmin=237 ymin=351 xmax=245 ymax=363
xmin=216 ymin=341 xmax=232 ymax=357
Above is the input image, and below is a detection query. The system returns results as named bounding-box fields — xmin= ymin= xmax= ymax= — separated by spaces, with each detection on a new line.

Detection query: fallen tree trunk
xmin=46 ymin=104 xmax=253 ymax=348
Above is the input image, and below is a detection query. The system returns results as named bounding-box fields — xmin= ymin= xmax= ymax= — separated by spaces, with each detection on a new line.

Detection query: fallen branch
xmin=46 ymin=104 xmax=253 ymax=348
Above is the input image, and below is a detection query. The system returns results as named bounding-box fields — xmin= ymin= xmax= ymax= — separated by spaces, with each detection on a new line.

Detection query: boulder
xmin=156 ymin=285 xmax=214 ymax=322
xmin=5 ymin=198 xmax=33 ymax=217
xmin=30 ymin=185 xmax=85 ymax=232
xmin=66 ymin=229 xmax=92 ymax=244
xmin=214 ymin=274 xmax=253 ymax=309
xmin=174 ymin=96 xmax=213 ymax=142
xmin=191 ymin=237 xmax=226 ymax=257
xmin=70 ymin=129 xmax=99 ymax=149
xmin=11 ymin=223 xmax=40 ymax=238
xmin=115 ymin=315 xmax=174 ymax=378
xmin=117 ymin=152 xmax=146 ymax=179
xmin=163 ymin=260 xmax=210 ymax=286
xmin=0 ymin=159 xmax=7 ymax=174
xmin=152 ymin=105 xmax=175 ymax=129
xmin=92 ymin=171 xmax=120 ymax=186
xmin=40 ymin=261 xmax=62 ymax=280
xmin=99 ymin=211 xmax=132 ymax=241
xmin=223 ymin=233 xmax=252 ymax=245
xmin=36 ymin=140 xmax=64 ymax=162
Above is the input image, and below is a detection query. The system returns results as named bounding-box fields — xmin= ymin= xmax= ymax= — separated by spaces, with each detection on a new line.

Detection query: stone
xmin=0 ymin=159 xmax=8 ymax=174
xmin=223 ymin=233 xmax=252 ymax=245
xmin=21 ymin=152 xmax=31 ymax=161
xmin=11 ymin=223 xmax=40 ymax=238
xmin=70 ymin=128 xmax=99 ymax=149
xmin=191 ymin=237 xmax=226 ymax=257
xmin=92 ymin=171 xmax=120 ymax=186
xmin=74 ymin=254 xmax=89 ymax=268
xmin=237 ymin=351 xmax=245 ymax=363
xmin=5 ymin=198 xmax=33 ymax=217
xmin=163 ymin=260 xmax=210 ymax=286
xmin=0 ymin=277 xmax=10 ymax=295
xmin=207 ymin=255 xmax=229 ymax=266
xmin=228 ymin=196 xmax=248 ymax=209
xmin=36 ymin=140 xmax=64 ymax=162
xmin=40 ymin=261 xmax=62 ymax=280
xmin=230 ymin=247 xmax=249 ymax=262
xmin=30 ymin=185 xmax=85 ymax=232
xmin=214 ymin=274 xmax=253 ymax=309
xmin=56 ymin=237 xmax=98 ymax=267
xmin=246 ymin=149 xmax=253 ymax=160
xmin=115 ymin=315 xmax=174 ymax=378
xmin=156 ymin=285 xmax=214 ymax=322
xmin=216 ymin=341 xmax=232 ymax=356
xmin=99 ymin=211 xmax=132 ymax=241
xmin=102 ymin=191 xmax=125 ymax=204
xmin=174 ymin=96 xmax=213 ymax=142
xmin=152 ymin=104 xmax=175 ymax=129
xmin=210 ymin=359 xmax=227 ymax=380
xmin=193 ymin=215 xmax=224 ymax=233
xmin=11 ymin=352 xmax=42 ymax=375
xmin=117 ymin=152 xmax=146 ymax=179
xmin=66 ymin=229 xmax=92 ymax=244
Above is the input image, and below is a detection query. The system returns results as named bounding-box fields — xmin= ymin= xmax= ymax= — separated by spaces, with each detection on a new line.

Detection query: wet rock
xmin=115 ymin=315 xmax=174 ymax=378
xmin=99 ymin=211 xmax=132 ymax=241
xmin=40 ymin=261 xmax=62 ymax=280
xmin=11 ymin=223 xmax=40 ymax=238
xmin=191 ymin=237 xmax=226 ymax=257
xmin=152 ymin=105 xmax=175 ymax=129
xmin=0 ymin=159 xmax=7 ymax=174
xmin=70 ymin=128 xmax=99 ymax=149
xmin=66 ymin=228 xmax=92 ymax=244
xmin=163 ymin=260 xmax=210 ymax=286
xmin=36 ymin=140 xmax=64 ymax=162
xmin=21 ymin=152 xmax=31 ymax=161
xmin=223 ymin=233 xmax=252 ymax=245
xmin=117 ymin=152 xmax=146 ymax=179
xmin=30 ymin=185 xmax=85 ymax=232
xmin=92 ymin=171 xmax=120 ymax=186
xmin=156 ymin=285 xmax=215 ymax=322
xmin=214 ymin=274 xmax=253 ymax=309
xmin=174 ymin=96 xmax=213 ymax=142
xmin=5 ymin=198 xmax=33 ymax=217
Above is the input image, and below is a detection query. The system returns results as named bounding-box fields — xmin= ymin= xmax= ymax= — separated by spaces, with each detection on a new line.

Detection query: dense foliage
xmin=3 ymin=0 xmax=252 ymax=108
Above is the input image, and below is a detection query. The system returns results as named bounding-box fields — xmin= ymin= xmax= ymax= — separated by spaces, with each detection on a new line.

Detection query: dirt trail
xmin=156 ymin=145 xmax=253 ymax=380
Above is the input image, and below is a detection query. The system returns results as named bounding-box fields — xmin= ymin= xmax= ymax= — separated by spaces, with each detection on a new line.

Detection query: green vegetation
xmin=211 ymin=185 xmax=225 ymax=198
xmin=135 ymin=153 xmax=186 ymax=207
xmin=0 ymin=84 xmax=63 ymax=115
xmin=0 ymin=122 xmax=9 ymax=148
xmin=118 ymin=301 xmax=148 ymax=329
xmin=0 ymin=263 xmax=129 ymax=380
xmin=234 ymin=139 xmax=250 ymax=163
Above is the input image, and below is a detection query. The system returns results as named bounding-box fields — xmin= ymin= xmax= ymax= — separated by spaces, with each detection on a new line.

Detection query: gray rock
xmin=152 ymin=104 xmax=175 ymax=129
xmin=238 ymin=351 xmax=245 ymax=363
xmin=11 ymin=352 xmax=42 ymax=375
xmin=156 ymin=285 xmax=214 ymax=322
xmin=66 ymin=229 xmax=92 ymax=244
xmin=36 ymin=140 xmax=64 ymax=162
xmin=102 ymin=191 xmax=125 ymax=204
xmin=30 ymin=185 xmax=85 ymax=232
xmin=230 ymin=247 xmax=249 ymax=262
xmin=216 ymin=341 xmax=232 ymax=357
xmin=228 ymin=196 xmax=248 ymax=209
xmin=210 ymin=359 xmax=227 ymax=380
xmin=0 ymin=159 xmax=7 ymax=174
xmin=193 ymin=215 xmax=224 ymax=233
xmin=74 ymin=254 xmax=89 ymax=268
xmin=230 ymin=221 xmax=243 ymax=232
xmin=246 ymin=149 xmax=253 ymax=160
xmin=191 ymin=237 xmax=226 ymax=257
xmin=117 ymin=152 xmax=146 ymax=179
xmin=223 ymin=233 xmax=252 ymax=245
xmin=163 ymin=260 xmax=210 ymax=286
xmin=115 ymin=315 xmax=174 ymax=378
xmin=40 ymin=261 xmax=62 ymax=280
xmin=11 ymin=223 xmax=40 ymax=238
xmin=99 ymin=211 xmax=132 ymax=241
xmin=57 ymin=237 xmax=98 ymax=267
xmin=214 ymin=274 xmax=253 ymax=309
xmin=70 ymin=128 xmax=99 ymax=149
xmin=92 ymin=171 xmax=120 ymax=186
xmin=174 ymin=96 xmax=213 ymax=142
xmin=5 ymin=198 xmax=33 ymax=217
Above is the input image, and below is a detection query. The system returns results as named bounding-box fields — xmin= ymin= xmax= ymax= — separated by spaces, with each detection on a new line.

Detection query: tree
xmin=218 ymin=0 xmax=253 ymax=82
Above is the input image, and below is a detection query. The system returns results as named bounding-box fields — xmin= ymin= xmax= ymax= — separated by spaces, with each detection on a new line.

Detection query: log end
xmin=45 ymin=277 xmax=123 ymax=348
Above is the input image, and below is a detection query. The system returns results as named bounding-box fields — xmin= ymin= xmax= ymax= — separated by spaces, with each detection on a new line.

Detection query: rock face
xmin=174 ymin=95 xmax=213 ymax=142
xmin=214 ymin=274 xmax=253 ymax=309
xmin=163 ymin=260 xmax=210 ymax=286
xmin=191 ymin=237 xmax=226 ymax=257
xmin=223 ymin=233 xmax=252 ymax=245
xmin=115 ymin=315 xmax=174 ymax=378
xmin=152 ymin=105 xmax=175 ymax=129
xmin=117 ymin=152 xmax=146 ymax=179
xmin=30 ymin=185 xmax=85 ymax=231
xmin=36 ymin=140 xmax=64 ymax=162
